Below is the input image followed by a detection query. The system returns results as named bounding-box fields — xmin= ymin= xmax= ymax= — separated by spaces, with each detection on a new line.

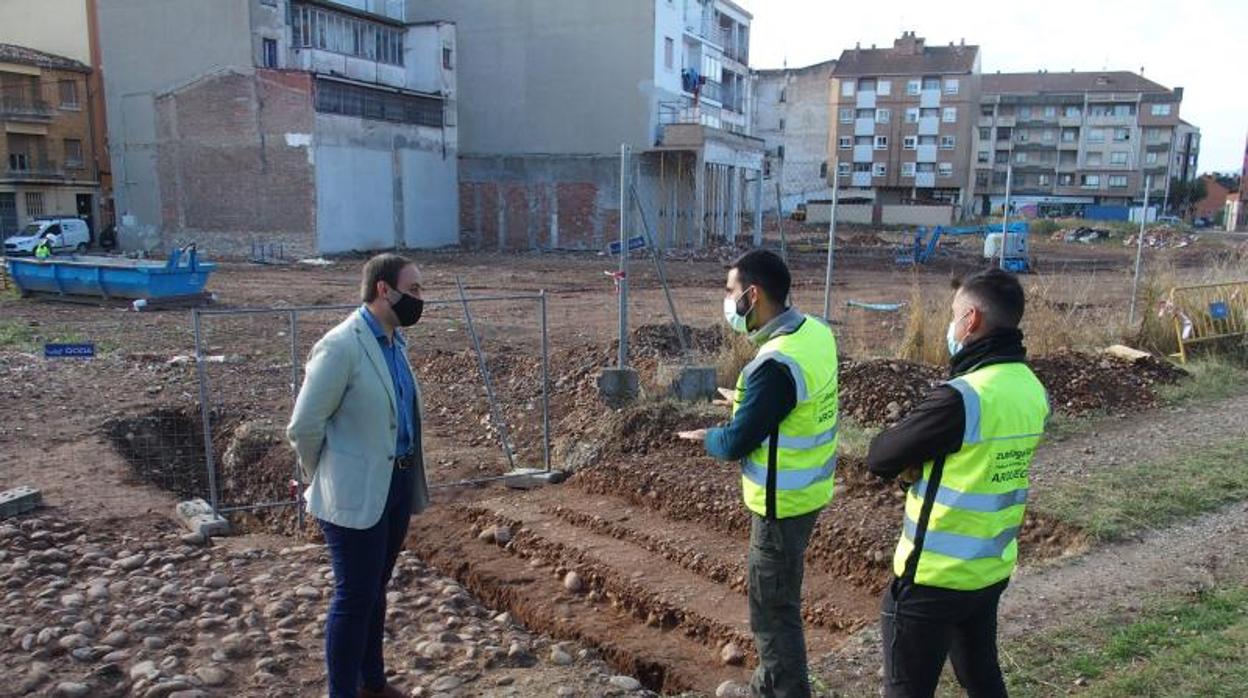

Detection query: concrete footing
xmin=504 ymin=468 xmax=567 ymax=490
xmin=597 ymin=367 xmax=640 ymax=406
xmin=657 ymin=364 xmax=719 ymax=401
xmin=175 ymin=498 xmax=230 ymax=538
xmin=0 ymin=486 xmax=41 ymax=519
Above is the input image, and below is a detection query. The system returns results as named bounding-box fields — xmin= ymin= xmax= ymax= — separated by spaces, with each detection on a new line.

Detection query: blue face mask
xmin=946 ymin=310 xmax=971 ymax=357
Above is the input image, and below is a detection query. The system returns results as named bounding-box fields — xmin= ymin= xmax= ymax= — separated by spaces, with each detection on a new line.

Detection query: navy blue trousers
xmin=318 ymin=466 xmax=413 ymax=698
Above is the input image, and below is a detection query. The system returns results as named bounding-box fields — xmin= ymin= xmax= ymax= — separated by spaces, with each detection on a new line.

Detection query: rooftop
xmin=833 ymin=33 xmax=978 ymax=77
xmin=754 ymin=59 xmax=837 ymax=78
xmin=0 ymin=43 xmax=90 ymax=73
xmin=983 ymin=71 xmax=1173 ymax=95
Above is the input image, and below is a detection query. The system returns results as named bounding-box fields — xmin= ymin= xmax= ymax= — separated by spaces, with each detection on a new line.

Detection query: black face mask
xmin=390 ymin=292 xmax=424 ymax=327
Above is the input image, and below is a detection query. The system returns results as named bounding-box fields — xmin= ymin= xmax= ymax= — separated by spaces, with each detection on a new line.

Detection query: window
xmin=979 ymin=127 xmax=991 ymax=140
xmin=919 ymin=135 xmax=937 ymax=146
xmin=841 ymin=80 xmax=855 ymax=97
xmin=1148 ymin=128 xmax=1168 ymax=142
xmin=1109 ymin=175 xmax=1128 ymax=188
xmin=1145 ymin=151 xmax=1159 ymax=164
xmin=940 ymin=135 xmax=956 ymax=150
xmin=906 ymin=79 xmax=921 ymax=96
xmin=778 ymin=88 xmax=785 ymax=103
xmin=58 ymin=80 xmax=79 ymax=108
xmin=873 ymin=162 xmax=887 ymax=178
xmin=921 ymin=108 xmax=939 ymax=118
xmin=1064 ymin=105 xmax=1081 ymax=118
xmin=1058 ymin=173 xmax=1075 ymax=186
xmin=1016 ymin=130 xmax=1030 ymax=142
xmin=876 ymin=108 xmax=891 ymax=124
xmin=664 ymin=37 xmax=674 ymax=70
xmin=1110 ymin=151 xmax=1129 ymax=165
xmin=1015 ymin=152 xmax=1027 ymax=164
xmin=977 ymin=150 xmax=989 ymax=163
xmin=290 ymin=4 xmax=406 ymax=66
xmin=905 ymin=108 xmax=919 ymax=123
xmin=1112 ymin=128 xmax=1130 ymax=142
xmin=1114 ymin=104 xmax=1133 ymax=117
xmin=975 ymin=171 xmax=988 ymax=187
xmin=942 ymin=107 xmax=957 ymax=123
xmin=1081 ymin=174 xmax=1100 ymax=188
xmin=839 ymin=108 xmax=853 ymax=123
xmin=1042 ymin=129 xmax=1055 ymax=142
xmin=903 ymin=135 xmax=917 ymax=150
xmin=314 ymin=78 xmax=443 ymax=126
xmin=878 ymin=79 xmax=892 ymax=96
xmin=917 ymin=163 xmax=935 ymax=174
xmin=838 ymin=136 xmax=851 ymax=149
xmin=63 ymin=139 xmax=83 ymax=167
xmin=25 ymin=192 xmax=44 ymax=217
xmin=944 ymin=78 xmax=960 ymax=95
xmin=874 ymin=135 xmax=888 ymax=150
xmin=902 ymin=162 xmax=917 ymax=177
xmin=938 ymin=162 xmax=953 ymax=178
xmin=858 ymin=78 xmax=876 ymax=91
xmin=1061 ymin=128 xmax=1078 ymax=143
xmin=1019 ymin=106 xmax=1032 ymax=119
xmin=853 ymin=163 xmax=872 ymax=173
xmin=778 ymin=118 xmax=785 ymax=131
xmin=1038 ymin=174 xmax=1050 ymax=186
xmin=1044 ymin=106 xmax=1057 ymax=118
xmin=262 ymin=38 xmax=279 ymax=68
xmin=443 ymin=47 xmax=453 ymax=70
xmin=922 ymin=76 xmax=941 ymax=90
xmin=1087 ymin=128 xmax=1105 ymax=143
xmin=1085 ymin=152 xmax=1103 ymax=166
xmin=1151 ymin=103 xmax=1172 ymax=116
xmin=837 ymin=162 xmax=851 ymax=177
xmin=856 ymin=108 xmax=874 ymax=119
xmin=995 ymin=150 xmax=1009 ymax=162
xmin=819 ymin=162 xmax=828 ymax=178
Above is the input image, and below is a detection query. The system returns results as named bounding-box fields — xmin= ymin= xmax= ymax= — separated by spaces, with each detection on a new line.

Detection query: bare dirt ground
xmin=2 ymin=232 xmax=1245 ymax=696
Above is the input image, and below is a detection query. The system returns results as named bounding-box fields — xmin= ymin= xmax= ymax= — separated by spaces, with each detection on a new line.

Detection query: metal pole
xmin=630 ymin=184 xmax=689 ymax=357
xmin=539 ymin=289 xmax=551 ymax=472
xmin=455 ymin=276 xmax=516 ymax=471
xmin=191 ymin=309 xmax=220 ymax=515
xmin=618 ymin=143 xmax=630 ymax=369
xmin=1129 ymin=175 xmax=1151 ymax=326
xmin=822 ymin=158 xmax=839 ymax=320
xmin=1000 ymin=165 xmax=1013 ymax=270
xmin=288 ymin=309 xmax=303 ymax=530
xmin=774 ymin=180 xmax=788 ymax=263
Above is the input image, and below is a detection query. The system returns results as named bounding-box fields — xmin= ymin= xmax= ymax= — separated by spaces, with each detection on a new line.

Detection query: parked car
xmin=3 ymin=217 xmax=91 ymax=256
xmin=1156 ymin=215 xmax=1183 ymax=226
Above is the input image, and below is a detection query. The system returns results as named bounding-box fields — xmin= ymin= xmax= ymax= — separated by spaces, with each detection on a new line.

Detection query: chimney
xmin=1174 ymin=86 xmax=1184 ymax=101
xmin=894 ymin=32 xmax=924 ymax=54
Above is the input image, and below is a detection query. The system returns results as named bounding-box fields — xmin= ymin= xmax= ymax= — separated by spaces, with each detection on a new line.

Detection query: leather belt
xmin=395 ymin=453 xmax=419 ymax=470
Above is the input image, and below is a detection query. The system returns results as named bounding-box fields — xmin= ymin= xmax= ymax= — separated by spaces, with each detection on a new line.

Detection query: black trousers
xmin=880 ymin=576 xmax=1010 ymax=698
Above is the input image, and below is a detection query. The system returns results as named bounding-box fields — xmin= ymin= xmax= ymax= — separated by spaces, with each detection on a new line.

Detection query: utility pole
xmin=1129 ymin=175 xmax=1152 ymax=326
xmin=999 ymin=165 xmax=1013 ymax=270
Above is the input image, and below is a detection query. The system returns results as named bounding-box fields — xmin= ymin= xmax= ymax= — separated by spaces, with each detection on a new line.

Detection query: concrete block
xmin=503 ymin=468 xmax=567 ymax=490
xmin=174 ymin=498 xmax=230 ymax=538
xmin=657 ymin=363 xmax=719 ymax=402
xmin=597 ymin=367 xmax=640 ymax=407
xmin=0 ymin=486 xmax=41 ymax=519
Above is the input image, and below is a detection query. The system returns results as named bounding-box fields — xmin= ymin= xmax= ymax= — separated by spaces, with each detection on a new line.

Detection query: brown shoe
xmin=359 ymin=683 xmax=406 ymax=698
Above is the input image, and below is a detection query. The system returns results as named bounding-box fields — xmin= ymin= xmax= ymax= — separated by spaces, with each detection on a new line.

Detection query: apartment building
xmin=753 ymin=59 xmax=836 ymax=213
xmin=828 ymin=32 xmax=981 ymax=212
xmin=0 ymin=0 xmax=112 ymax=236
xmin=0 ymin=44 xmax=101 ymax=238
xmin=973 ymin=71 xmax=1184 ymax=217
xmin=97 ymin=0 xmax=457 ymax=257
xmin=407 ymin=0 xmax=764 ymax=250
xmin=1174 ymin=120 xmax=1200 ymax=183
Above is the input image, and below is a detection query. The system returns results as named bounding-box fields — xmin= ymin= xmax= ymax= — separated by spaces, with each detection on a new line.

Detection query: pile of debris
xmin=839 ymin=359 xmax=945 ymax=426
xmin=1124 ymin=226 xmax=1198 ymax=249
xmin=1030 ymin=349 xmax=1187 ymax=416
xmin=630 ymin=323 xmax=725 ymax=359
xmin=1052 ymin=227 xmax=1110 ymax=244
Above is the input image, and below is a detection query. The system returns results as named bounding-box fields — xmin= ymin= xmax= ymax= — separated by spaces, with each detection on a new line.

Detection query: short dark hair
xmin=361 ymin=253 xmax=414 ymax=303
xmin=953 ymin=268 xmax=1025 ymax=329
xmin=730 ymin=249 xmax=791 ymax=306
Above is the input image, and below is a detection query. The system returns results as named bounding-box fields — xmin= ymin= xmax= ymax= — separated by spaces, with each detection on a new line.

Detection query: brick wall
xmin=154 ymin=69 xmax=317 ymax=259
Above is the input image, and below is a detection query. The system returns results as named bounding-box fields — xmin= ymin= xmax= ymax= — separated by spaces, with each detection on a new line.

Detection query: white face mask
xmin=723 ymin=287 xmax=754 ymax=334
xmin=946 ymin=310 xmax=971 ymax=357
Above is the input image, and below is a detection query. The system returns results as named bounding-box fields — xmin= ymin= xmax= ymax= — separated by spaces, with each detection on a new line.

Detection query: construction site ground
xmin=2 ymin=229 xmax=1246 ymax=697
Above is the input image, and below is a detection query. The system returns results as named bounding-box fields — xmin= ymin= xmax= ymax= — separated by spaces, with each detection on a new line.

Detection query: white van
xmin=3 ymin=217 xmax=91 ymax=256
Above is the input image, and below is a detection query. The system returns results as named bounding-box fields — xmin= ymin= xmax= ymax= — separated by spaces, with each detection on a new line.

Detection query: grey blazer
xmin=287 ymin=310 xmax=429 ymax=529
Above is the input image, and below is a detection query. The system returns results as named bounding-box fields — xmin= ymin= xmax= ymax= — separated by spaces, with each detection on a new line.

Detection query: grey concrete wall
xmin=406 ymin=0 xmax=656 ymax=156
xmin=98 ymin=0 xmax=254 ymax=250
xmin=754 ymin=64 xmax=834 ymax=213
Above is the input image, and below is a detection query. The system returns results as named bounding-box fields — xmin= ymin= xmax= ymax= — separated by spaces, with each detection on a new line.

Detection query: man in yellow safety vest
xmin=679 ymin=249 xmax=839 ymax=697
xmin=867 ymin=268 xmax=1048 ymax=697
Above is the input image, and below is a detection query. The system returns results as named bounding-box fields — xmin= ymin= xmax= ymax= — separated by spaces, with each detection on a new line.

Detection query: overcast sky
xmin=737 ymin=0 xmax=1247 ymax=173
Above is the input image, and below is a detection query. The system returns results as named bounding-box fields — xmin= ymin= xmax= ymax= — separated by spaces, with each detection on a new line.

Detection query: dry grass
xmin=715 ymin=330 xmax=757 ymax=387
xmin=896 ymin=281 xmax=949 ymax=365
xmin=1134 ymin=258 xmax=1248 ymax=360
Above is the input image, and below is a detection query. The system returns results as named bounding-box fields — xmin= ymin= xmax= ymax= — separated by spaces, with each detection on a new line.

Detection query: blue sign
xmin=44 ymin=343 xmax=95 ymax=359
xmin=608 ymin=235 xmax=647 ymax=254
xmin=1209 ymin=301 xmax=1229 ymax=320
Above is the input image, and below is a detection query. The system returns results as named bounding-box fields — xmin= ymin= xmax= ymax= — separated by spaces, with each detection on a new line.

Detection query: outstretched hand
xmin=676 ymin=429 xmax=707 ymax=441
xmin=712 ymin=387 xmax=737 ymax=408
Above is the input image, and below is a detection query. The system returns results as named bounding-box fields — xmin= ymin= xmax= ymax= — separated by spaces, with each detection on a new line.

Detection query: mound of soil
xmin=1030 ymin=350 xmax=1185 ymax=416
xmin=839 ymin=359 xmax=945 ymax=426
xmin=630 ymin=323 xmax=725 ymax=359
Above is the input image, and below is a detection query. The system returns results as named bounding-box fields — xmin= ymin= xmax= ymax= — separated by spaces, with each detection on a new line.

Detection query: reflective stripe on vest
xmin=947 ymin=377 xmax=1046 ymax=445
xmin=742 ymin=350 xmax=810 ymax=402
xmin=910 ymin=478 xmax=1028 ymax=513
xmin=903 ymin=515 xmax=1020 ymax=560
xmin=743 ymin=453 xmax=837 ymax=490
xmin=762 ymin=423 xmax=839 ymax=450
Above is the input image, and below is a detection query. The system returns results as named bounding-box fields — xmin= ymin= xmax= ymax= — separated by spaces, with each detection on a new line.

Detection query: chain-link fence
xmin=188 ymin=290 xmax=551 ymax=531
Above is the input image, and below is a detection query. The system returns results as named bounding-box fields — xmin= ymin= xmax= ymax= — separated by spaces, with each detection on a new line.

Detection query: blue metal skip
xmin=6 ymin=245 xmax=215 ymax=300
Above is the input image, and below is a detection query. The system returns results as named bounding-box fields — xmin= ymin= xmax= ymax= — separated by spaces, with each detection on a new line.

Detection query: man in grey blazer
xmin=288 ymin=253 xmax=430 ymax=698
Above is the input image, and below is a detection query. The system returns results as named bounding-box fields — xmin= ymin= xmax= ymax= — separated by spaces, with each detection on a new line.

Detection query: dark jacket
xmin=866 ymin=329 xmax=1028 ymax=480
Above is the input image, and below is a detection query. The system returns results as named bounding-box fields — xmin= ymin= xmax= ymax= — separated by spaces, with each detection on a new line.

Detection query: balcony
xmin=856 ymin=91 xmax=876 ymax=109
xmin=915 ymin=172 xmax=936 ymax=188
xmin=917 ymin=144 xmax=937 ymax=163
xmin=995 ymin=116 xmax=1016 ymax=128
xmin=0 ymin=98 xmax=53 ymax=122
xmin=854 ymin=117 xmax=875 ymax=136
xmin=1085 ymin=114 xmax=1135 ymax=127
xmin=920 ymin=89 xmax=941 ymax=108
xmin=851 ymin=172 xmax=872 ymax=187
xmin=918 ymin=116 xmax=939 ymax=136
xmin=853 ymin=145 xmax=873 ymax=163
xmin=1058 ymin=140 xmax=1080 ymax=150
xmin=5 ymin=158 xmax=64 ymax=180
xmin=1058 ymin=115 xmax=1083 ymax=127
